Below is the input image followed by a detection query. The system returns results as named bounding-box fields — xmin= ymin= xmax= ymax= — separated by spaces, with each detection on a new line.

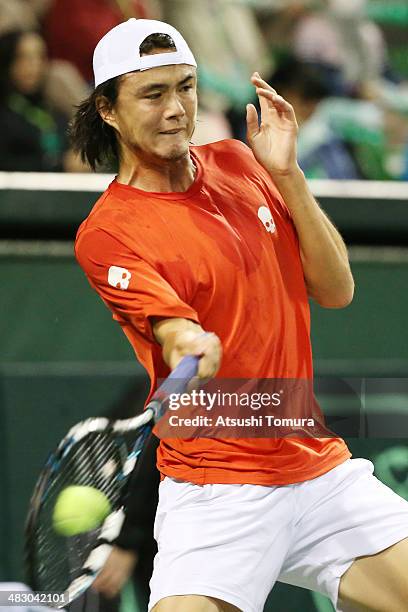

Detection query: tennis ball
xmin=52 ymin=486 xmax=111 ymax=537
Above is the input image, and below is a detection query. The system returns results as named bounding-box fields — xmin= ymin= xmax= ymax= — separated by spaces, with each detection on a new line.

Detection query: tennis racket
xmin=25 ymin=355 xmax=199 ymax=607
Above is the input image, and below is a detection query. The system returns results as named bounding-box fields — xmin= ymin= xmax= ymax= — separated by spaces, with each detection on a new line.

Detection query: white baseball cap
xmin=93 ymin=18 xmax=197 ymax=88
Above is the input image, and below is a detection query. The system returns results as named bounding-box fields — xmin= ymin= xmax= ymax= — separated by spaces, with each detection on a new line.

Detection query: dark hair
xmin=69 ymin=33 xmax=177 ymax=171
xmin=138 ymin=32 xmax=176 ymax=56
xmin=0 ymin=30 xmax=26 ymax=104
xmin=0 ymin=29 xmax=47 ymax=106
xmin=270 ymin=56 xmax=330 ymax=102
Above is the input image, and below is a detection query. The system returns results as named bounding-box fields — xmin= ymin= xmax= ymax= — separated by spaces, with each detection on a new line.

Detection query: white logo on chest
xmin=108 ymin=266 xmax=132 ymax=290
xmin=257 ymin=206 xmax=276 ymax=233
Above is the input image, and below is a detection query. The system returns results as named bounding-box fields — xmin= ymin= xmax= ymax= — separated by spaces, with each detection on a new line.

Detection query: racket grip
xmin=149 ymin=355 xmax=199 ymax=417
xmin=168 ymin=354 xmax=200 ymax=383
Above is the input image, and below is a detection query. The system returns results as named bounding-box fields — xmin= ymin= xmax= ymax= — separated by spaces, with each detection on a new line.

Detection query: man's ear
xmin=96 ymin=95 xmax=117 ymax=130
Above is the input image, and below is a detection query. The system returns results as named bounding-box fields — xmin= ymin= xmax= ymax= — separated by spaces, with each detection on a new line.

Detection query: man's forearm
xmin=273 ymin=167 xmax=354 ymax=308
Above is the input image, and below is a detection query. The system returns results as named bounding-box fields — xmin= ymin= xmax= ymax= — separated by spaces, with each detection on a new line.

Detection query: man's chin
xmin=156 ymin=142 xmax=190 ymax=162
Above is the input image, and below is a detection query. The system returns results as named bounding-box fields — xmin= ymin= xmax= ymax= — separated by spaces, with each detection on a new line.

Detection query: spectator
xmin=0 ymin=0 xmax=91 ymax=121
xmin=270 ymin=56 xmax=362 ymax=179
xmin=43 ymin=0 xmax=162 ymax=84
xmin=0 ymin=29 xmax=87 ymax=172
xmin=292 ymin=0 xmax=388 ymax=96
xmin=0 ymin=0 xmax=51 ymax=35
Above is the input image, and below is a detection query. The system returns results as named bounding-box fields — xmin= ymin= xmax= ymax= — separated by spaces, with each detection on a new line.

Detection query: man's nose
xmin=164 ymin=93 xmax=185 ymax=119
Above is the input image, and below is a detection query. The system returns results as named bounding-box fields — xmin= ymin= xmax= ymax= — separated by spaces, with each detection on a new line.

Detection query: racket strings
xmin=27 ymin=430 xmax=130 ymax=593
xmin=47 ymin=435 xmax=127 ymax=502
xmin=26 ymin=357 xmax=198 ymax=604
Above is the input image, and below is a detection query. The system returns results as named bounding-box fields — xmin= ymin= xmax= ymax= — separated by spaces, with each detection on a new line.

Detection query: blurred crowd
xmin=0 ymin=0 xmax=408 ymax=179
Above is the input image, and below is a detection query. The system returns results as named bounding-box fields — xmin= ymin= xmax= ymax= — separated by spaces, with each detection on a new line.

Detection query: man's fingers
xmin=192 ymin=332 xmax=222 ymax=379
xmin=169 ymin=330 xmax=222 ymax=379
xmin=256 ymin=88 xmax=290 ymax=109
xmin=250 ymin=71 xmax=294 ymax=117
xmin=257 ymin=89 xmax=273 ymax=122
xmin=191 ymin=332 xmax=222 ymax=379
xmin=251 ymin=72 xmax=276 ymax=93
xmin=246 ymin=103 xmax=259 ymax=140
xmin=255 ymin=87 xmax=296 ymax=124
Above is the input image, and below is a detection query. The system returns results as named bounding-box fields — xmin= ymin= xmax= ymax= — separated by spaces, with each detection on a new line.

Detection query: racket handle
xmin=168 ymin=354 xmax=200 ymax=383
xmin=159 ymin=355 xmax=199 ymax=395
xmin=148 ymin=355 xmax=199 ymax=420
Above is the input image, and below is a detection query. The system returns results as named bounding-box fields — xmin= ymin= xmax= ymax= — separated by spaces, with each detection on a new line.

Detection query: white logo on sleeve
xmin=108 ymin=266 xmax=132 ymax=290
xmin=258 ymin=206 xmax=276 ymax=233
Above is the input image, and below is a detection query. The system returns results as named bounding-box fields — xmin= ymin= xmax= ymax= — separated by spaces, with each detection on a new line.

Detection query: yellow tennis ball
xmin=52 ymin=486 xmax=111 ymax=537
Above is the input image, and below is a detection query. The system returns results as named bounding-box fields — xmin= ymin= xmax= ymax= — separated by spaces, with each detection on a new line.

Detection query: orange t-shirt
xmin=75 ymin=139 xmax=350 ymax=485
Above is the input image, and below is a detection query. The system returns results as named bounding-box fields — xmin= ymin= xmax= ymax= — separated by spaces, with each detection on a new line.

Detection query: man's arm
xmin=246 ymin=73 xmax=354 ymax=309
xmin=273 ymin=169 xmax=354 ymax=308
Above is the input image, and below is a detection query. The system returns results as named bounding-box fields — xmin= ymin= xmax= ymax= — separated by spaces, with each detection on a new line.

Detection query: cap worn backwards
xmin=93 ymin=18 xmax=197 ymax=88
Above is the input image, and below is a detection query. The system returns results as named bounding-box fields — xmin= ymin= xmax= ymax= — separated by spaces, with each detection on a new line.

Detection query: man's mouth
xmin=160 ymin=128 xmax=184 ymax=135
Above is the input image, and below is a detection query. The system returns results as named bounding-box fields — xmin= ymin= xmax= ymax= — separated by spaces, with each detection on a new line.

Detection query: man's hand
xmin=246 ymin=72 xmax=299 ymax=177
xmin=153 ymin=318 xmax=222 ymax=380
xmin=92 ymin=546 xmax=138 ymax=599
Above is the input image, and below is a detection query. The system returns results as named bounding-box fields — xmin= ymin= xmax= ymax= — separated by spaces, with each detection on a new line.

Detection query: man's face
xmin=106 ymin=63 xmax=197 ymax=163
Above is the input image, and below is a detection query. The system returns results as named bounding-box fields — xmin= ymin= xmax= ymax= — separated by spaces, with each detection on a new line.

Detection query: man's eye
xmin=182 ymin=85 xmax=193 ymax=92
xmin=146 ymin=93 xmax=161 ymax=100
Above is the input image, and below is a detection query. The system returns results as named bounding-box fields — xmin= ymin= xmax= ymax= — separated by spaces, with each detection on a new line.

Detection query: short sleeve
xmin=75 ymin=227 xmax=200 ymax=340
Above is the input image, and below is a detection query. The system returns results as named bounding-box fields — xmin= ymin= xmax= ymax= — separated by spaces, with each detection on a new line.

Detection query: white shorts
xmin=148 ymin=458 xmax=408 ymax=612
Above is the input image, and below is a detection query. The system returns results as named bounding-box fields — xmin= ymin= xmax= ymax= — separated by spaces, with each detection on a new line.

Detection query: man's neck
xmin=117 ymin=154 xmax=196 ymax=193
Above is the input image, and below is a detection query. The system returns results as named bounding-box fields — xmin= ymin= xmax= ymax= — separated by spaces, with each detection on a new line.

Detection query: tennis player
xmin=72 ymin=19 xmax=408 ymax=612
